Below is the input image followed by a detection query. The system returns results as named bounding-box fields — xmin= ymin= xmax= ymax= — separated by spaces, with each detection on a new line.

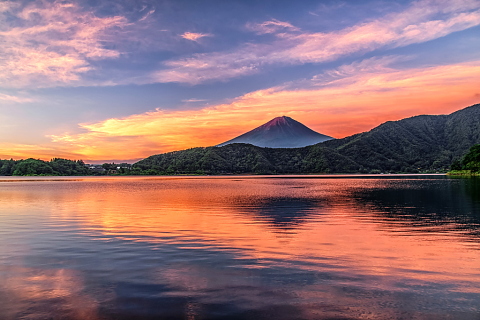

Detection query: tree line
xmin=0 ymin=158 xmax=134 ymax=176
xmin=1 ymin=143 xmax=479 ymax=176
xmin=0 ymin=158 xmax=91 ymax=176
xmin=450 ymin=144 xmax=480 ymax=174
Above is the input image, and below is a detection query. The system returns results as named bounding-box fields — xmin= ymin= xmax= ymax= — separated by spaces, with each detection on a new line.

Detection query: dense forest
xmin=0 ymin=158 xmax=92 ymax=176
xmin=2 ymin=104 xmax=480 ymax=176
xmin=133 ymin=144 xmax=361 ymax=174
xmin=0 ymin=159 xmax=133 ymax=176
xmin=135 ymin=103 xmax=480 ymax=174
xmin=450 ymin=144 xmax=480 ymax=174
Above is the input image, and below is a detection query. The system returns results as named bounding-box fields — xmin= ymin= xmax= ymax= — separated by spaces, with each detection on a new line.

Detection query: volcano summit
xmin=217 ymin=116 xmax=334 ymax=148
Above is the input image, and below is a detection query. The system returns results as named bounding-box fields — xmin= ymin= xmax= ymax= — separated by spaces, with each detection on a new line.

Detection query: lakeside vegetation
xmin=0 ymin=158 xmax=91 ymax=176
xmin=1 ymin=143 xmax=478 ymax=177
xmin=448 ymin=144 xmax=480 ymax=176
xmin=0 ymin=158 xmax=133 ymax=176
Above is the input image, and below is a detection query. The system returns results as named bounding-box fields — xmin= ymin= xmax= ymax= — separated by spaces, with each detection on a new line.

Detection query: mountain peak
xmin=217 ymin=116 xmax=334 ymax=148
xmin=262 ymin=116 xmax=294 ymax=128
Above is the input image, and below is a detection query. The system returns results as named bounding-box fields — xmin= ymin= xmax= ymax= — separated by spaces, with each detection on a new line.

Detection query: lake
xmin=0 ymin=175 xmax=479 ymax=320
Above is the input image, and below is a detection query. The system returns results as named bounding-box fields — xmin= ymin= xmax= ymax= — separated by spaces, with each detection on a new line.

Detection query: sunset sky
xmin=1 ymin=0 xmax=480 ymax=163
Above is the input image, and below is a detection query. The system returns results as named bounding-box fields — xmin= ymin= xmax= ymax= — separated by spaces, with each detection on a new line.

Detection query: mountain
xmin=134 ymin=104 xmax=480 ymax=174
xmin=216 ymin=116 xmax=333 ymax=148
xmin=322 ymin=103 xmax=480 ymax=172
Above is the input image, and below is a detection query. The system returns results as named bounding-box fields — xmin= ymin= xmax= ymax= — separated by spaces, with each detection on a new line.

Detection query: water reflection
xmin=350 ymin=178 xmax=480 ymax=237
xmin=0 ymin=266 xmax=103 ymax=320
xmin=240 ymin=197 xmax=326 ymax=230
xmin=0 ymin=176 xmax=479 ymax=319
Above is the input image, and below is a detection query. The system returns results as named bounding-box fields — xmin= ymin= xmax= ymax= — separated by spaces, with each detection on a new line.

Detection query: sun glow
xmin=45 ymin=61 xmax=480 ymax=160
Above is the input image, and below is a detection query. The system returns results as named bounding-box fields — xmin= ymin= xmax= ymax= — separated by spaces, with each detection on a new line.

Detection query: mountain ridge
xmin=135 ymin=103 xmax=480 ymax=174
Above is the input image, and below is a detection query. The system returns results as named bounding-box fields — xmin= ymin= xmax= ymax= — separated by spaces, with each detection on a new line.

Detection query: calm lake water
xmin=0 ymin=175 xmax=479 ymax=320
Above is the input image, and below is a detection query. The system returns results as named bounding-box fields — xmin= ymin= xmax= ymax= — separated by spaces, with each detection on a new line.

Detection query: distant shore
xmin=447 ymin=170 xmax=480 ymax=177
xmin=0 ymin=173 xmax=452 ymax=181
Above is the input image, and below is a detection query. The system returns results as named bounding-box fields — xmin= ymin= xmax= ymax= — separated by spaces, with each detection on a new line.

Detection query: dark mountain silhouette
xmin=321 ymin=103 xmax=480 ymax=172
xmin=217 ymin=116 xmax=333 ymax=148
xmin=134 ymin=103 xmax=480 ymax=174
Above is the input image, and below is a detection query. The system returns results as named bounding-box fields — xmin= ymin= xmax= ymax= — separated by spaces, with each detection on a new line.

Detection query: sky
xmin=1 ymin=0 xmax=480 ymax=163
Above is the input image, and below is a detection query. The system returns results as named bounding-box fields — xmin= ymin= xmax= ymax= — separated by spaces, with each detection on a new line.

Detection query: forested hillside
xmin=134 ymin=144 xmax=361 ymax=174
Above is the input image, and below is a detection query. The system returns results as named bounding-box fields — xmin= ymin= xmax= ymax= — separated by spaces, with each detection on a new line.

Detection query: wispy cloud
xmin=0 ymin=0 xmax=128 ymax=88
xmin=0 ymin=1 xmax=18 ymax=13
xmin=139 ymin=9 xmax=155 ymax=22
xmin=48 ymin=59 xmax=480 ymax=160
xmin=247 ymin=19 xmax=300 ymax=34
xmin=181 ymin=32 xmax=213 ymax=42
xmin=0 ymin=142 xmax=85 ymax=160
xmin=310 ymin=55 xmax=409 ymax=85
xmin=181 ymin=99 xmax=207 ymax=103
xmin=153 ymin=0 xmax=480 ymax=84
xmin=0 ymin=93 xmax=34 ymax=103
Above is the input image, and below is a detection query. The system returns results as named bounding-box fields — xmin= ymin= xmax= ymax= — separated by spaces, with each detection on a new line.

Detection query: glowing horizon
xmin=1 ymin=0 xmax=479 ymax=162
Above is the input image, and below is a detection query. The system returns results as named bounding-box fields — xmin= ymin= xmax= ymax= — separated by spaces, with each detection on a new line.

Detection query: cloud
xmin=0 ymin=142 xmax=85 ymax=160
xmin=47 ymin=59 xmax=480 ymax=160
xmin=0 ymin=93 xmax=34 ymax=103
xmin=0 ymin=1 xmax=18 ymax=13
xmin=138 ymin=9 xmax=155 ymax=22
xmin=0 ymin=0 xmax=128 ymax=88
xmin=153 ymin=0 xmax=480 ymax=84
xmin=181 ymin=99 xmax=207 ymax=103
xmin=181 ymin=32 xmax=213 ymax=42
xmin=310 ymin=55 xmax=410 ymax=85
xmin=247 ymin=19 xmax=300 ymax=34
xmin=0 ymin=267 xmax=100 ymax=320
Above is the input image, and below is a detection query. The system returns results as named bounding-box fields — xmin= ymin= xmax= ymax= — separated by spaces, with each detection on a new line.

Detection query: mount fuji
xmin=217 ymin=116 xmax=334 ymax=148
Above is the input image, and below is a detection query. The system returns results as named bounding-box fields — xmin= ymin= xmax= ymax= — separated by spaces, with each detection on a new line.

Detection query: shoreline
xmin=0 ymin=173 xmax=450 ymax=182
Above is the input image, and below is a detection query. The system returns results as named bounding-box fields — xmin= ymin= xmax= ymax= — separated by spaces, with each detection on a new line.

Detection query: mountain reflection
xmin=240 ymin=197 xmax=325 ymax=230
xmin=350 ymin=178 xmax=480 ymax=237
xmin=462 ymin=177 xmax=480 ymax=203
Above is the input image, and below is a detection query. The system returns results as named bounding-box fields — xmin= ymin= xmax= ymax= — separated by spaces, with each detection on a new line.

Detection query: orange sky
xmin=45 ymin=61 xmax=480 ymax=161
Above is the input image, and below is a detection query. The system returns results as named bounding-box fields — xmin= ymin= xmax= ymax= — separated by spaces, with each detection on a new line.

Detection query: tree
xmin=12 ymin=159 xmax=54 ymax=176
xmin=0 ymin=159 xmax=16 ymax=175
xmin=450 ymin=159 xmax=462 ymax=171
xmin=462 ymin=144 xmax=480 ymax=172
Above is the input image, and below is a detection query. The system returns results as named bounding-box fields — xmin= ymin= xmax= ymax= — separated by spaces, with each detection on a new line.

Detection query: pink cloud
xmin=47 ymin=59 xmax=480 ymax=160
xmin=0 ymin=93 xmax=34 ymax=103
xmin=139 ymin=9 xmax=155 ymax=22
xmin=247 ymin=19 xmax=300 ymax=34
xmin=0 ymin=0 xmax=128 ymax=88
xmin=309 ymin=56 xmax=408 ymax=85
xmin=181 ymin=32 xmax=213 ymax=41
xmin=181 ymin=99 xmax=207 ymax=103
xmin=153 ymin=0 xmax=480 ymax=84
xmin=0 ymin=1 xmax=18 ymax=13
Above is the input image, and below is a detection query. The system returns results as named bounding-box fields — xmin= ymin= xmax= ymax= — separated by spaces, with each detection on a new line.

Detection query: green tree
xmin=450 ymin=159 xmax=462 ymax=171
xmin=0 ymin=159 xmax=17 ymax=175
xmin=12 ymin=159 xmax=54 ymax=176
xmin=462 ymin=144 xmax=480 ymax=172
